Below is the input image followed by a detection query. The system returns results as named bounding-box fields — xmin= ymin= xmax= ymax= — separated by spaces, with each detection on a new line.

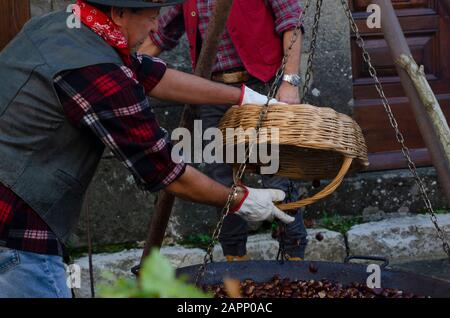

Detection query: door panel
xmin=352 ymin=0 xmax=430 ymax=11
xmin=350 ymin=0 xmax=450 ymax=171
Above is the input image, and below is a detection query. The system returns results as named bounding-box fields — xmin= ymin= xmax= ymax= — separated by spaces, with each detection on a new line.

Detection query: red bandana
xmin=74 ymin=0 xmax=133 ymax=67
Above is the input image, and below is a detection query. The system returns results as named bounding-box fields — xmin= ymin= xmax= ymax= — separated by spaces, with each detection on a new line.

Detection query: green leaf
xmin=140 ymin=249 xmax=175 ymax=292
xmin=98 ymin=249 xmax=212 ymax=298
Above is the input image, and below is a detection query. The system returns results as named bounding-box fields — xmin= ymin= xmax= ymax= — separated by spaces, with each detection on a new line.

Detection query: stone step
xmin=73 ymin=228 xmax=345 ymax=298
xmin=73 ymin=213 xmax=450 ymax=298
xmin=347 ymin=214 xmax=450 ymax=264
xmin=212 ymin=229 xmax=346 ymax=262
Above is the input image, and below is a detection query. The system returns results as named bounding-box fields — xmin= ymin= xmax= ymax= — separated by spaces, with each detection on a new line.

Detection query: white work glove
xmin=239 ymin=85 xmax=283 ymax=106
xmin=232 ymin=186 xmax=295 ymax=224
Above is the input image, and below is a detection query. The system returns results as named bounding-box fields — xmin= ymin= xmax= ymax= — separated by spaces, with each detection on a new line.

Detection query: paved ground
xmin=391 ymin=258 xmax=450 ymax=282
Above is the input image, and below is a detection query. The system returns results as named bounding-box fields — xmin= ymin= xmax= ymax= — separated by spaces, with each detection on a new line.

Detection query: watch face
xmin=285 ymin=75 xmax=301 ymax=86
xmin=291 ymin=76 xmax=301 ymax=86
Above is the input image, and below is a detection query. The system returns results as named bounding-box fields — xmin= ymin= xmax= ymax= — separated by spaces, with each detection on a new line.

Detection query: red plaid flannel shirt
xmin=0 ymin=186 xmax=64 ymax=256
xmin=0 ymin=54 xmax=186 ymax=256
xmin=150 ymin=0 xmax=303 ymax=72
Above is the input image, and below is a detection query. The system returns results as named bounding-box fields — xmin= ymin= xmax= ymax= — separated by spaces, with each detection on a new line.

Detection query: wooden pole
xmin=373 ymin=0 xmax=450 ymax=204
xmin=396 ymin=54 xmax=450 ymax=160
xmin=140 ymin=0 xmax=235 ymax=263
xmin=0 ymin=0 xmax=30 ymax=51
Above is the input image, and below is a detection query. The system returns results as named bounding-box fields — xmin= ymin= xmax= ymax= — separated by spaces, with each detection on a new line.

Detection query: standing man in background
xmin=139 ymin=0 xmax=309 ymax=261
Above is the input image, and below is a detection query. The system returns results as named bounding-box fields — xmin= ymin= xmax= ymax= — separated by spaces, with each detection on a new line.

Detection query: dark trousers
xmin=198 ymin=78 xmax=308 ymax=258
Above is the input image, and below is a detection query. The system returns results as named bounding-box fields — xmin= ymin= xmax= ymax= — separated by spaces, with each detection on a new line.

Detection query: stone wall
xmin=28 ymin=1 xmax=447 ymax=249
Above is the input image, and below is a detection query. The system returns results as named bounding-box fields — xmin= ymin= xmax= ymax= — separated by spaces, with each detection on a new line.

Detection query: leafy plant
xmin=98 ymin=249 xmax=212 ymax=298
xmin=418 ymin=208 xmax=449 ymax=215
xmin=179 ymin=233 xmax=216 ymax=249
xmin=67 ymin=242 xmax=140 ymax=259
xmin=318 ymin=211 xmax=363 ymax=234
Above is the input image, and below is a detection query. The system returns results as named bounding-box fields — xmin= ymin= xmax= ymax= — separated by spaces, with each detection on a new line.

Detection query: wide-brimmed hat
xmin=86 ymin=0 xmax=185 ymax=8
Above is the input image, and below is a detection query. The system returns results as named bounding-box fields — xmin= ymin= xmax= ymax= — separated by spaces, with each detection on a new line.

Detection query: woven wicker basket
xmin=218 ymin=104 xmax=369 ymax=210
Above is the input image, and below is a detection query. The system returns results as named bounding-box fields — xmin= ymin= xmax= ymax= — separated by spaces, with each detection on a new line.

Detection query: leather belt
xmin=212 ymin=69 xmax=251 ymax=84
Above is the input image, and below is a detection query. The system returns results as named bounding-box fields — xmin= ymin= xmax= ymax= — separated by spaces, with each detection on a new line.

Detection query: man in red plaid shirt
xmin=140 ymin=0 xmax=308 ymax=262
xmin=0 ymin=0 xmax=295 ymax=298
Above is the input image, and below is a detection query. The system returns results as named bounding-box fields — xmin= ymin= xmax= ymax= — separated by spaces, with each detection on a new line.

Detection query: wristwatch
xmin=282 ymin=74 xmax=302 ymax=87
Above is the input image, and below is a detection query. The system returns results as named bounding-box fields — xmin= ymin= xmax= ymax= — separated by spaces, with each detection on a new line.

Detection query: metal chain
xmin=339 ymin=0 xmax=450 ymax=257
xmin=274 ymin=0 xmax=321 ymax=261
xmin=302 ymin=0 xmax=323 ymax=103
xmin=275 ymin=182 xmax=295 ymax=262
xmin=194 ymin=2 xmax=310 ymax=286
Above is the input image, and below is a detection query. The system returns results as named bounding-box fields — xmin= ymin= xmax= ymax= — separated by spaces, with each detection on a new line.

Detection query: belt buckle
xmin=214 ymin=70 xmax=249 ymax=84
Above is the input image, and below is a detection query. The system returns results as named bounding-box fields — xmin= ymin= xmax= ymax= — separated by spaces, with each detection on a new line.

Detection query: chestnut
xmin=309 ymin=261 xmax=319 ymax=273
xmin=315 ymin=232 xmax=324 ymax=241
xmin=205 ymin=276 xmax=424 ymax=298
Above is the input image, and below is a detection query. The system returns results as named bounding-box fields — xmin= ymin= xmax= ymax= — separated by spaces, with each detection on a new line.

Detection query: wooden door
xmin=350 ymin=0 xmax=450 ymax=171
xmin=0 ymin=0 xmax=30 ymax=51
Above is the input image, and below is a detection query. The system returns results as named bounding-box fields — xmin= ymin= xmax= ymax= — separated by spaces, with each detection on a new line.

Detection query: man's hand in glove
xmin=239 ymin=85 xmax=285 ymax=106
xmin=230 ymin=185 xmax=295 ymax=224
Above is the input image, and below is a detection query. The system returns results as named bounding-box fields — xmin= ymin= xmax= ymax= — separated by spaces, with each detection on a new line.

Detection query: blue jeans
xmin=203 ymin=157 xmax=308 ymax=258
xmin=0 ymin=247 xmax=71 ymax=298
xmin=198 ymin=80 xmax=308 ymax=258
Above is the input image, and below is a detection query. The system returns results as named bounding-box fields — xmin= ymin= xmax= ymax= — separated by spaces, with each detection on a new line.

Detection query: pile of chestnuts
xmin=204 ymin=275 xmax=425 ymax=298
